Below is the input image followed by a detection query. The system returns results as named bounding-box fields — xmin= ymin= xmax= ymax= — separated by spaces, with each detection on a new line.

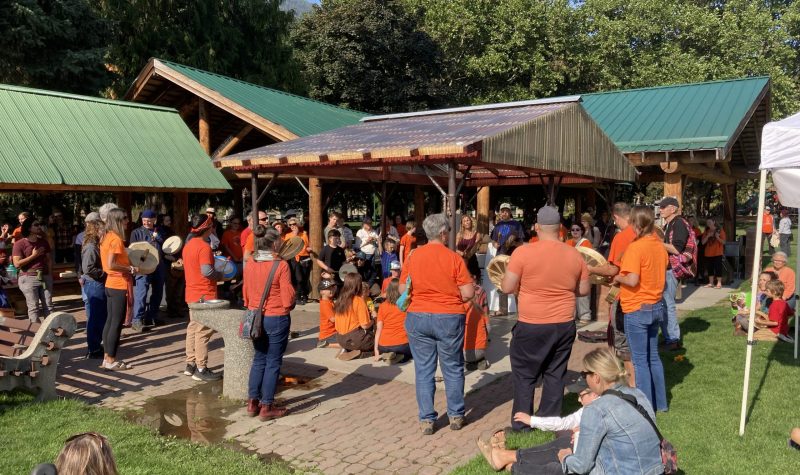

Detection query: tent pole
xmin=795 ymin=208 xmax=799 ymax=359
xmin=739 ymin=168 xmax=768 ymax=436
xmin=250 ymin=172 xmax=258 ymax=224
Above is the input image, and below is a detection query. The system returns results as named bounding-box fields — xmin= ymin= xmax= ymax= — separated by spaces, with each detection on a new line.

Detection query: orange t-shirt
xmin=399 ymin=242 xmax=473 ymax=314
xmin=463 ymin=301 xmax=488 ymax=350
xmin=528 ymin=236 xmax=539 ymax=244
xmin=334 ymin=296 xmax=371 ymax=335
xmin=607 ymin=226 xmax=636 ymax=267
xmin=507 ymin=240 xmax=588 ymax=324
xmin=11 ymin=226 xmax=22 ymax=242
xmin=221 ymin=229 xmax=243 ymax=261
xmin=183 ymin=236 xmax=217 ymax=303
xmin=703 ymin=229 xmax=726 ymax=257
xmin=319 ymin=299 xmax=337 ymax=340
xmin=100 ymin=231 xmax=131 ymax=290
xmin=765 ymin=265 xmax=796 ymax=300
xmin=566 ymin=238 xmax=593 ymax=249
xmin=618 ymin=234 xmax=668 ymax=314
xmin=244 ymin=233 xmax=254 ymax=253
xmin=762 ymin=213 xmax=774 ymax=234
xmin=399 ymin=232 xmax=416 ymax=264
xmin=377 ymin=302 xmax=408 ymax=346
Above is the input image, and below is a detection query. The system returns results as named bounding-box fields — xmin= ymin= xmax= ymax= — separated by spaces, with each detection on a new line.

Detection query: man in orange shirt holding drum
xmin=501 ymin=206 xmax=589 ymax=431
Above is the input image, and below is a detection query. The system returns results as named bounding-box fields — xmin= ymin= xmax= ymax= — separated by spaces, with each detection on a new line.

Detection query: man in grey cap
xmin=659 ymin=197 xmax=687 ymax=350
xmin=501 ymin=206 xmax=589 ymax=431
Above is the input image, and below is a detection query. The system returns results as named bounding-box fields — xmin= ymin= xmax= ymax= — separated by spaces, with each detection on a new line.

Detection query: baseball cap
xmin=355 ymin=251 xmax=367 ymax=260
xmin=363 ymin=216 xmax=373 ymax=223
xmin=141 ymin=209 xmax=157 ymax=219
xmin=318 ymin=279 xmax=338 ymax=291
xmin=499 ymin=202 xmax=512 ymax=211
xmin=389 ymin=260 xmax=401 ymax=270
xmin=537 ymin=206 xmax=561 ymax=225
xmin=84 ymin=212 xmax=101 ymax=223
xmin=206 ymin=207 xmax=216 ymax=214
xmin=659 ymin=197 xmax=679 ymax=209
xmin=565 ymin=376 xmax=589 ymax=394
xmin=766 ymin=206 xmax=771 ymax=210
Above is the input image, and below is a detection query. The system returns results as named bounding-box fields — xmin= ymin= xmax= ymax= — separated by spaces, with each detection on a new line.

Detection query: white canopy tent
xmin=739 ymin=111 xmax=800 ymax=436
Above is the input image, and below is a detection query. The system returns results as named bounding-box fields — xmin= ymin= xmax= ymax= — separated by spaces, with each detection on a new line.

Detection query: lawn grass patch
xmin=0 ymin=391 xmax=292 ymax=475
xmin=452 ymin=303 xmax=800 ymax=474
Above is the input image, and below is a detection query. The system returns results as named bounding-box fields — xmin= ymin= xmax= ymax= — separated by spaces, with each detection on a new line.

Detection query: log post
xmin=477 ymin=186 xmax=490 ymax=235
xmin=722 ymin=184 xmax=736 ymax=241
xmin=663 ymin=172 xmax=684 ymax=207
xmin=309 ymin=178 xmax=323 ymax=300
xmin=115 ymin=191 xmax=133 ymax=238
xmin=447 ymin=162 xmax=457 ymax=249
xmin=173 ymin=192 xmax=189 ymax=237
xmin=414 ymin=185 xmax=425 ymax=225
xmin=199 ymin=99 xmax=211 ymax=155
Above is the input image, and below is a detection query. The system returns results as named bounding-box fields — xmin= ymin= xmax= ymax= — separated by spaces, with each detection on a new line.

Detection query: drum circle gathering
xmin=4 ymin=197 xmax=712 ymax=474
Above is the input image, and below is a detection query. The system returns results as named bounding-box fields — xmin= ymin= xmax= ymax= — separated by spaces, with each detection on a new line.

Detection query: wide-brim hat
xmin=127 ymin=242 xmax=159 ymax=275
xmin=162 ymin=235 xmax=183 ymax=255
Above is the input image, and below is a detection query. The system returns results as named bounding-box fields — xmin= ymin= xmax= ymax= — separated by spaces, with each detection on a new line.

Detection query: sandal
xmin=715 ymin=284 xmax=722 ymax=289
xmin=477 ymin=438 xmax=502 ymax=471
xmin=704 ymin=283 xmax=713 ymax=288
xmin=103 ymin=360 xmax=133 ymax=371
xmin=479 ymin=428 xmax=507 ymax=449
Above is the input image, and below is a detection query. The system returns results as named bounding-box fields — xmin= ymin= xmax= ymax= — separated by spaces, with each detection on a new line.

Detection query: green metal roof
xmin=581 ymin=76 xmax=770 ymax=153
xmin=159 ymin=60 xmax=368 ymax=137
xmin=0 ymin=84 xmax=230 ymax=191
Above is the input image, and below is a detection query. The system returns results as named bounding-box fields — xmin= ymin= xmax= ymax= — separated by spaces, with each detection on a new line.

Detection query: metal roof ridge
xmin=156 ymin=58 xmax=369 ymax=116
xmin=582 ymin=76 xmax=770 ymax=97
xmin=0 ymin=83 xmax=179 ymax=113
xmin=361 ymin=96 xmax=581 ymax=122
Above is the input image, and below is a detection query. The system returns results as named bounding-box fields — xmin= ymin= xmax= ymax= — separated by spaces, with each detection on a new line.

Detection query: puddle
xmin=123 ymin=373 xmax=324 ymax=465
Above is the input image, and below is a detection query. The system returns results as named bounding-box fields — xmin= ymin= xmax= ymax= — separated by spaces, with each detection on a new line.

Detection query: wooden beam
xmin=659 ymin=161 xmax=736 ymax=185
xmin=198 ymin=99 xmax=211 ymax=155
xmin=722 ymin=184 xmax=736 ymax=240
xmin=626 ymin=149 xmax=720 ymax=167
xmin=414 ymin=185 xmax=425 ymax=225
xmin=151 ymin=83 xmax=175 ymax=105
xmin=663 ymin=173 xmax=684 ymax=207
xmin=178 ymin=97 xmax=199 ymax=122
xmin=173 ymin=192 xmax=189 ymax=237
xmin=308 ymin=178 xmax=323 ymax=300
xmin=211 ymin=124 xmax=254 ymax=159
xmin=477 ymin=186 xmax=490 ymax=235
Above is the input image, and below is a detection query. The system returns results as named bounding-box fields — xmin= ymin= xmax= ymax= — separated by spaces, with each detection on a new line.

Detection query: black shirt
xmin=319 ymin=245 xmax=345 ymax=272
xmin=664 ymin=216 xmax=689 ymax=253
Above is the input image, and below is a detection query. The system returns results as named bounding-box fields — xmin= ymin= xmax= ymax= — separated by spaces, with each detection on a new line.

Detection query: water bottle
xmin=5 ymin=263 xmax=16 ymax=280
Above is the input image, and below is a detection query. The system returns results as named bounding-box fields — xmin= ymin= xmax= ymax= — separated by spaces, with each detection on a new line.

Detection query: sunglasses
xmin=571 ymin=228 xmax=582 ymax=231
xmin=580 ymin=370 xmax=594 ymax=379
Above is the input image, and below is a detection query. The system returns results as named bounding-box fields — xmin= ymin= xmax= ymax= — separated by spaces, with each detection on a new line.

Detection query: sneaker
xmin=777 ymin=334 xmax=795 ymax=343
xmin=84 ymin=350 xmax=104 ymax=360
xmin=449 ymin=416 xmax=465 ymax=431
xmin=387 ymin=353 xmax=405 ymax=365
xmin=258 ymin=403 xmax=288 ymax=421
xmin=192 ymin=367 xmax=222 ymax=381
xmin=476 ymin=359 xmax=490 ymax=370
xmin=131 ymin=321 xmax=144 ymax=333
xmin=246 ymin=398 xmax=261 ymax=417
xmin=316 ymin=340 xmax=329 ymax=348
xmin=420 ymin=420 xmax=434 ymax=435
xmin=378 ymin=352 xmax=396 ymax=361
xmin=337 ymin=349 xmax=361 ymax=361
xmin=184 ymin=363 xmax=197 ymax=376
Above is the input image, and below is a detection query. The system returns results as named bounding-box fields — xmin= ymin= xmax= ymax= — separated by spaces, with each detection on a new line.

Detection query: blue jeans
xmin=248 ymin=315 xmax=291 ymax=404
xmin=660 ymin=270 xmax=681 ymax=344
xmin=405 ymin=312 xmax=466 ymax=421
xmin=626 ymin=302 xmax=668 ymax=411
xmin=132 ymin=265 xmax=165 ymax=324
xmin=82 ymin=279 xmax=107 ymax=354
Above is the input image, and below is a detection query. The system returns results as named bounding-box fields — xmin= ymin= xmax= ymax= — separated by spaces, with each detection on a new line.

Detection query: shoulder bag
xmin=605 ymin=389 xmax=678 ymax=474
xmin=239 ymin=260 xmax=280 ymax=340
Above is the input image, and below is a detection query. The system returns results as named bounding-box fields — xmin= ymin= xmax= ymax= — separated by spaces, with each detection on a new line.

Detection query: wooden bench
xmin=0 ymin=312 xmax=76 ymax=400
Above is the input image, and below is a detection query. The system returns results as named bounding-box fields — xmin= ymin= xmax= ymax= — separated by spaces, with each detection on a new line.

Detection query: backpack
xmin=667 ymin=217 xmax=697 ymax=280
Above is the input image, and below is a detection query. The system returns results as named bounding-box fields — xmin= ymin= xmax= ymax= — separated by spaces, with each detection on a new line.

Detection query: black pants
xmin=290 ymin=258 xmax=311 ymax=301
xmin=512 ymin=434 xmax=571 ymax=474
xmin=705 ymin=255 xmax=723 ymax=278
xmin=510 ymin=320 xmax=576 ymax=430
xmin=103 ymin=288 xmax=127 ymax=358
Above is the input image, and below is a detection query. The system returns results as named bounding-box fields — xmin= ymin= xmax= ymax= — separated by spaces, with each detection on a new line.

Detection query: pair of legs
xmin=290 ymin=258 xmax=311 ymax=303
xmin=18 ymin=274 xmax=53 ymax=323
xmin=248 ymin=315 xmax=291 ymax=405
xmin=780 ymin=233 xmax=791 ymax=256
xmin=132 ymin=266 xmax=165 ymax=326
xmin=186 ymin=311 xmax=215 ymax=370
xmin=625 ymin=301 xmax=668 ymax=412
xmin=704 ymin=255 xmax=723 ymax=288
xmin=478 ymin=429 xmax=570 ymax=473
xmin=405 ymin=312 xmax=466 ymax=423
xmin=337 ymin=327 xmax=375 ymax=352
xmin=82 ymin=279 xmax=107 ymax=355
xmin=660 ymin=270 xmax=681 ymax=345
xmin=103 ymin=287 xmax=128 ymax=366
xmin=610 ymin=299 xmax=635 ymax=387
xmin=378 ymin=343 xmax=413 ymax=359
xmin=510 ymin=320 xmax=576 ymax=431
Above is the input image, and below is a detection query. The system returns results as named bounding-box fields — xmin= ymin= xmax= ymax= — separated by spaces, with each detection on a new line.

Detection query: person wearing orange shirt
xmin=317 ymin=279 xmax=339 ymax=348
xmin=381 ymin=260 xmax=401 ymax=296
xmin=701 ymin=219 xmax=726 ymax=289
xmin=374 ymin=278 xmax=409 ymax=364
xmin=399 ymin=213 xmax=474 ymax=435
xmin=613 ymin=206 xmax=669 ymax=412
xmin=765 ymin=251 xmax=797 ymax=309
xmin=762 ymin=206 xmax=775 ymax=254
xmin=464 ymin=280 xmax=489 ymax=371
xmin=287 ymin=217 xmax=311 ymax=305
xmin=98 ymin=208 xmax=135 ymax=371
xmin=221 ymin=218 xmax=244 ymax=263
xmin=182 ymin=215 xmax=223 ymax=382
xmin=333 ymin=272 xmax=374 ymax=359
xmin=501 ymin=206 xmax=589 ymax=431
xmin=395 ymin=215 xmax=407 ymax=238
xmin=242 ymin=211 xmax=268 ymax=264
xmin=398 ymin=219 xmax=417 ymax=267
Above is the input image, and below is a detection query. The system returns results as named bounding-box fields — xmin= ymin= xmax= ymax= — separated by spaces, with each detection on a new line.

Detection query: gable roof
xmin=127 ymin=59 xmax=367 ymax=141
xmin=0 ymin=83 xmax=230 ymax=192
xmin=581 ymin=76 xmax=770 ymax=158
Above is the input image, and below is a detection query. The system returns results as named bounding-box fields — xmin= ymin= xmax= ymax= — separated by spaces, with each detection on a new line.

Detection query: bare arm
xmin=459 ymin=283 xmax=475 ymax=302
xmin=501 ymin=269 xmax=520 ymax=295
xmin=664 ymin=243 xmax=680 ymax=255
xmin=373 ymin=321 xmax=383 ymax=358
xmin=614 ymin=272 xmax=639 ymax=287
xmin=577 ymin=279 xmax=590 ymax=297
xmin=108 ymin=251 xmax=137 ymax=274
xmin=13 ymin=248 xmax=43 ymax=268
xmin=587 ymin=262 xmax=620 ymax=277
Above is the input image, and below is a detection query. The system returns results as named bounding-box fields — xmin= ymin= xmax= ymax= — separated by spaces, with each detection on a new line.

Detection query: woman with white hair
xmin=400 ymin=214 xmax=474 ymax=435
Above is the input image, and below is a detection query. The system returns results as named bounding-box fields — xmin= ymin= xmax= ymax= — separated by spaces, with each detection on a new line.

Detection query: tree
xmin=93 ymin=0 xmax=304 ymax=97
xmin=0 ymin=0 xmax=113 ymax=95
xmin=291 ymin=0 xmax=448 ymax=113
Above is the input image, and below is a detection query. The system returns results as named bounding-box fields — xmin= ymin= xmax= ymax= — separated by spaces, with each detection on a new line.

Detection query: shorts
xmin=610 ymin=299 xmax=631 ymax=361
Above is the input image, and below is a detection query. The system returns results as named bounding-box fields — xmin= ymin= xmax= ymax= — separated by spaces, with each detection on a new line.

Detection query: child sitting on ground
xmin=374 ymin=278 xmax=410 ymax=364
xmin=317 ymin=279 xmax=340 ymax=349
xmin=464 ymin=278 xmax=491 ymax=370
xmin=736 ymin=279 xmax=794 ymax=342
xmin=334 ymin=273 xmax=374 ymax=360
xmin=380 ymin=239 xmax=399 ymax=280
xmin=381 ymin=260 xmax=401 ymax=297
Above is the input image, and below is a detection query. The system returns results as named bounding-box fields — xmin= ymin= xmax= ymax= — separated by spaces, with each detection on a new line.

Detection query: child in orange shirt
xmin=380 ymin=260 xmax=401 ymax=298
xmin=317 ymin=279 xmax=339 ymax=348
xmin=374 ymin=278 xmax=410 ymax=364
xmin=464 ymin=280 xmax=490 ymax=370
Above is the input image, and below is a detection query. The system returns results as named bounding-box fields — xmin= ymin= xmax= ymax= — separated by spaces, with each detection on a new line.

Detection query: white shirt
xmin=779 ymin=217 xmax=792 ymax=235
xmin=530 ymin=407 xmax=583 ymax=432
xmin=356 ymin=227 xmax=380 ymax=255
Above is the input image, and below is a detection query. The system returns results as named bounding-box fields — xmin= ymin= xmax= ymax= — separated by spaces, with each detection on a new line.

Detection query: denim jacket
xmin=562 ymin=384 xmax=664 ymax=475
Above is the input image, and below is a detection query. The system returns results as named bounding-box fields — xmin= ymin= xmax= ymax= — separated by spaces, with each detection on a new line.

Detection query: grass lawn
xmin=452 ymin=302 xmax=800 ymax=474
xmin=0 ymin=392 xmax=291 ymax=475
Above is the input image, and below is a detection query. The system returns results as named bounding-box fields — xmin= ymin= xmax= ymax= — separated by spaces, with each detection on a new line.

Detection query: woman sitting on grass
xmin=334 ymin=272 xmax=374 ymax=360
xmin=374 ymin=278 xmax=410 ymax=364
xmin=32 ymin=432 xmax=119 ymax=475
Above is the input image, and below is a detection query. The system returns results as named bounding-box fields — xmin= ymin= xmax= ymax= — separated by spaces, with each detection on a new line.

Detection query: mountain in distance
xmin=281 ymin=0 xmax=313 ymax=16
